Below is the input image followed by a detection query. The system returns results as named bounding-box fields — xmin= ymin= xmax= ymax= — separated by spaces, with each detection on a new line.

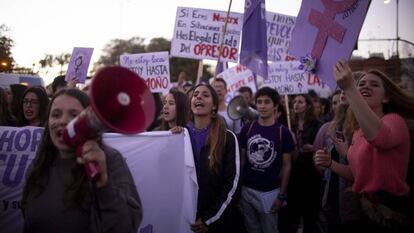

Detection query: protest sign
xmin=307 ymin=74 xmax=332 ymax=98
xmin=120 ymin=51 xmax=170 ymax=93
xmin=171 ymin=7 xmax=242 ymax=62
xmin=266 ymin=12 xmax=296 ymax=62
xmin=288 ymin=0 xmax=370 ymax=90
xmin=0 ymin=126 xmax=43 ymax=233
xmin=263 ymin=61 xmax=308 ymax=95
xmin=65 ymin=47 xmax=94 ymax=84
xmin=0 ymin=127 xmax=196 ymax=233
xmin=210 ymin=64 xmax=256 ymax=104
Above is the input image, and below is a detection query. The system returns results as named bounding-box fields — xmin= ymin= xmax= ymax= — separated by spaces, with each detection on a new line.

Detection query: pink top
xmin=348 ymin=113 xmax=410 ymax=196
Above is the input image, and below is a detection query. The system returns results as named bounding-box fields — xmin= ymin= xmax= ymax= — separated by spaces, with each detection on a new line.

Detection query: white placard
xmin=171 ymin=7 xmax=242 ymax=62
xmin=120 ymin=51 xmax=170 ymax=93
xmin=263 ymin=61 xmax=308 ymax=95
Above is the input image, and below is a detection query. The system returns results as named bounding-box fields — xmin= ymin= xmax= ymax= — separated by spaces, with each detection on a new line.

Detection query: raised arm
xmin=333 ymin=60 xmax=381 ymax=140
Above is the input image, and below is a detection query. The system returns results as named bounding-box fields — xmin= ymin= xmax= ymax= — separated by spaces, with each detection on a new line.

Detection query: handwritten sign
xmin=171 ymin=7 xmax=242 ymax=62
xmin=266 ymin=12 xmax=296 ymax=62
xmin=120 ymin=51 xmax=170 ymax=93
xmin=263 ymin=61 xmax=308 ymax=95
xmin=288 ymin=0 xmax=370 ymax=90
xmin=210 ymin=65 xmax=256 ymax=104
xmin=307 ymin=74 xmax=332 ymax=98
xmin=65 ymin=47 xmax=94 ymax=84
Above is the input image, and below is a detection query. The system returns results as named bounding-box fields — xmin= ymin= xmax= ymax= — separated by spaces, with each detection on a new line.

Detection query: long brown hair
xmin=291 ymin=94 xmax=318 ymax=131
xmin=22 ymin=88 xmax=90 ymax=209
xmin=333 ymin=71 xmax=365 ymax=139
xmin=191 ymin=84 xmax=227 ymax=172
xmin=159 ymin=89 xmax=190 ymax=130
xmin=18 ymin=86 xmax=50 ymax=127
xmin=0 ymin=87 xmax=17 ymax=126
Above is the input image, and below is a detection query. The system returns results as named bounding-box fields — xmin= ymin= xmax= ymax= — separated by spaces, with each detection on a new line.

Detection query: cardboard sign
xmin=171 ymin=7 xmax=242 ymax=62
xmin=288 ymin=0 xmax=370 ymax=90
xmin=263 ymin=61 xmax=308 ymax=95
xmin=120 ymin=51 xmax=170 ymax=93
xmin=266 ymin=11 xmax=296 ymax=62
xmin=65 ymin=47 xmax=94 ymax=84
xmin=210 ymin=65 xmax=257 ymax=104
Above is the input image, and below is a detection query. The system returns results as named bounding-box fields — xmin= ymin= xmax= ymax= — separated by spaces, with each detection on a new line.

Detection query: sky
xmin=1 ymin=0 xmax=413 ymax=85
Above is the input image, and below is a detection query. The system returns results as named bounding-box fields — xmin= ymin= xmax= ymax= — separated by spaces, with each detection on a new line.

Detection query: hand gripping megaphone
xmin=62 ymin=66 xmax=155 ymax=181
xmin=227 ymin=95 xmax=258 ymax=121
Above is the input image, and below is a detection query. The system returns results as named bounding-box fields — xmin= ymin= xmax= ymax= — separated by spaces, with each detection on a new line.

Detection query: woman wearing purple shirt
xmin=178 ymin=83 xmax=242 ymax=233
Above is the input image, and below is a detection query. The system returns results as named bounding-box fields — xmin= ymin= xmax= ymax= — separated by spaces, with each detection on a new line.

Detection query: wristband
xmin=328 ymin=159 xmax=333 ymax=169
xmin=277 ymin=193 xmax=287 ymax=202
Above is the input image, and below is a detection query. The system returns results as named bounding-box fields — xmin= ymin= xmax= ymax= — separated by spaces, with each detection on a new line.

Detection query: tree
xmin=94 ymin=36 xmax=212 ymax=83
xmin=39 ymin=54 xmax=54 ymax=69
xmin=93 ymin=37 xmax=146 ymax=72
xmin=0 ymin=24 xmax=14 ymax=72
xmin=54 ymin=53 xmax=71 ymax=75
xmin=38 ymin=53 xmax=70 ymax=75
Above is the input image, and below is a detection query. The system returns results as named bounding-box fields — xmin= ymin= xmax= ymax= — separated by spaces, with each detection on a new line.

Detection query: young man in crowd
xmin=238 ymin=87 xmax=295 ymax=233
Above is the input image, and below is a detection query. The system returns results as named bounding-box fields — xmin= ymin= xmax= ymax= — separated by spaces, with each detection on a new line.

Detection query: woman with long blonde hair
xmin=315 ymin=60 xmax=414 ymax=232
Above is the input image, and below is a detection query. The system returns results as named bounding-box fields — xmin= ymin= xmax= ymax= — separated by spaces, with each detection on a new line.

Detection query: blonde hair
xmin=344 ymin=69 xmax=414 ymax=136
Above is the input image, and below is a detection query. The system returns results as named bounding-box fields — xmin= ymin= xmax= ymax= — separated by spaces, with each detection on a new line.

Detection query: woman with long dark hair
xmin=158 ymin=89 xmax=190 ymax=131
xmin=178 ymin=83 xmax=242 ymax=233
xmin=22 ymin=88 xmax=142 ymax=232
xmin=17 ymin=86 xmax=49 ymax=127
xmin=283 ymin=94 xmax=323 ymax=233
xmin=0 ymin=87 xmax=17 ymax=126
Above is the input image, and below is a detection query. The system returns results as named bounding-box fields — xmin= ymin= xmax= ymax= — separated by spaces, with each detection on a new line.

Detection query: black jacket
xmin=192 ymin=129 xmax=242 ymax=232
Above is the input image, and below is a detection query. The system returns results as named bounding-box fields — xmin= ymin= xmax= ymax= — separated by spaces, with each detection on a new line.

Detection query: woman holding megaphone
xmin=22 ymin=88 xmax=142 ymax=233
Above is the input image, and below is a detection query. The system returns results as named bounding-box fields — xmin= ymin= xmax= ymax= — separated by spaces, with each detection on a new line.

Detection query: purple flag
xmin=216 ymin=61 xmax=228 ymax=74
xmin=240 ymin=0 xmax=268 ymax=78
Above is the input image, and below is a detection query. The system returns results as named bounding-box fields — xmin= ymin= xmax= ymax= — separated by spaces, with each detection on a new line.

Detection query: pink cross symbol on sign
xmin=308 ymin=0 xmax=357 ymax=61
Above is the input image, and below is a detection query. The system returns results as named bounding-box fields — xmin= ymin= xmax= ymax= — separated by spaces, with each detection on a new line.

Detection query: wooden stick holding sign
xmin=284 ymin=95 xmax=292 ymax=130
xmin=214 ymin=0 xmax=233 ymax=83
xmin=196 ymin=60 xmax=204 ymax=85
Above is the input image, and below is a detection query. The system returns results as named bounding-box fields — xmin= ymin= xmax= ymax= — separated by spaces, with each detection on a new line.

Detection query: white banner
xmin=171 ymin=7 xmax=242 ymax=62
xmin=0 ymin=127 xmax=197 ymax=233
xmin=120 ymin=51 xmax=171 ymax=93
xmin=103 ymin=131 xmax=197 ymax=233
xmin=266 ymin=12 xmax=296 ymax=62
xmin=263 ymin=61 xmax=308 ymax=95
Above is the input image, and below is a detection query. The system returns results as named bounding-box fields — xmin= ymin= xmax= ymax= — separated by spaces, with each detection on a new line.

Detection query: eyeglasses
xmin=22 ymin=99 xmax=39 ymax=106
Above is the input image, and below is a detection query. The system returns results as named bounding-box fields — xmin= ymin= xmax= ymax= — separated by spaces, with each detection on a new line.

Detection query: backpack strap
xmin=246 ymin=120 xmax=256 ymax=136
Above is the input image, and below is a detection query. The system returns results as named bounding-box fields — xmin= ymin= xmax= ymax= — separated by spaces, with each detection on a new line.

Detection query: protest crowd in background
xmin=1 ymin=0 xmax=414 ymax=233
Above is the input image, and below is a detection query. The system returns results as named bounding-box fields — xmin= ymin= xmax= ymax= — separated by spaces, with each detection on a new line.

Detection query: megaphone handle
xmin=76 ymin=144 xmax=100 ymax=181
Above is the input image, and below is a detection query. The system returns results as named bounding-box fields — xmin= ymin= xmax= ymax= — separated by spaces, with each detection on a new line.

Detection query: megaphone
xmin=62 ymin=66 xmax=155 ymax=181
xmin=227 ymin=95 xmax=258 ymax=121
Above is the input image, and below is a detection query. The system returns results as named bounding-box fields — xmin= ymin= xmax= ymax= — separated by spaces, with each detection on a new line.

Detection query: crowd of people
xmin=1 ymin=60 xmax=414 ymax=233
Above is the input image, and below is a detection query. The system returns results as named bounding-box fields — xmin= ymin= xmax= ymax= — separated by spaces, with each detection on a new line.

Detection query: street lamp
xmin=384 ymin=0 xmax=399 ymax=57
